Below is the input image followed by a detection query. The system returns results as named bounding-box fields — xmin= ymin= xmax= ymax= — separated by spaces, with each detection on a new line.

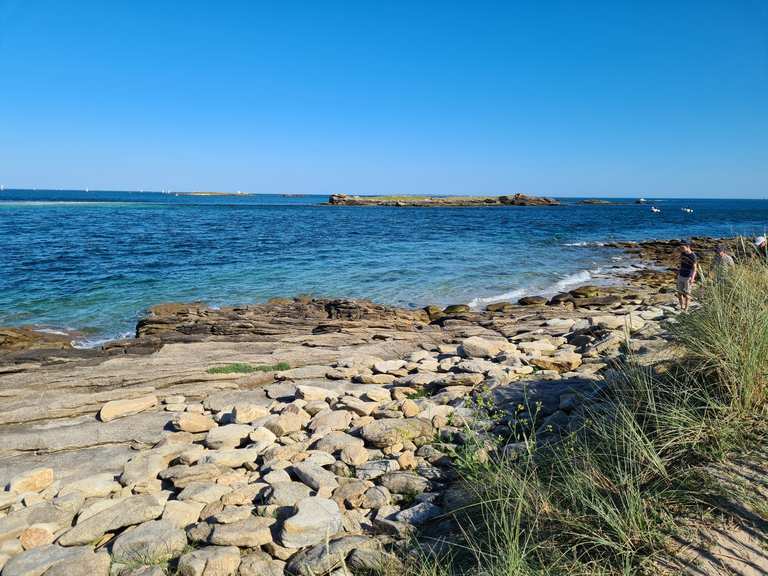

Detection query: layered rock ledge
xmin=0 ymin=238 xmax=718 ymax=576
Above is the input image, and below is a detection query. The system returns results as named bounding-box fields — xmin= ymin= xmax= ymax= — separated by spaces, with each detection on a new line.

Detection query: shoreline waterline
xmin=1 ymin=236 xmax=689 ymax=352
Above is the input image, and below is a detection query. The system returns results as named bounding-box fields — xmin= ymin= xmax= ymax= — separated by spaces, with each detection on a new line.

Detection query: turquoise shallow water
xmin=2 ymin=190 xmax=767 ymax=345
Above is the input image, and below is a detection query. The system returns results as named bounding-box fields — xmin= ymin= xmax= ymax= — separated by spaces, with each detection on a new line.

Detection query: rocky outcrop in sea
xmin=327 ymin=193 xmax=560 ymax=206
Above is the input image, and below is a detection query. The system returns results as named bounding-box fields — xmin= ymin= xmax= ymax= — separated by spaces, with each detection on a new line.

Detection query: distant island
xmin=327 ymin=193 xmax=560 ymax=206
xmin=577 ymin=199 xmax=628 ymax=205
xmin=175 ymin=191 xmax=251 ymax=197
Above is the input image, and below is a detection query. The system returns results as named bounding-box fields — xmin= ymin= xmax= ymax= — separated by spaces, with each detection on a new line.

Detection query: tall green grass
xmin=390 ymin=261 xmax=768 ymax=576
xmin=671 ymin=262 xmax=768 ymax=412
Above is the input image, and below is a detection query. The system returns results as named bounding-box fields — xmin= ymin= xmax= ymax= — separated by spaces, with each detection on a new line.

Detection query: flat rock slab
xmin=208 ymin=516 xmax=276 ymax=547
xmin=1 ymin=411 xmax=172 ymax=454
xmin=99 ymin=395 xmax=158 ymax=422
xmin=202 ymin=390 xmax=271 ymax=413
xmin=58 ymin=494 xmax=166 ymax=546
xmin=1 ymin=544 xmax=110 ymax=576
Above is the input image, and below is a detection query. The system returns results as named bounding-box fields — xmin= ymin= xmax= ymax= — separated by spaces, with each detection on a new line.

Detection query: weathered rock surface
xmin=285 ymin=535 xmax=375 ymax=576
xmin=111 ymin=519 xmax=187 ymax=566
xmin=208 ymin=516 xmax=275 ymax=547
xmin=1 ymin=544 xmax=109 ymax=576
xmin=176 ymin=545 xmax=241 ymax=576
xmin=279 ymin=497 xmax=343 ymax=548
xmin=99 ymin=395 xmax=158 ymax=422
xmin=361 ymin=418 xmax=433 ymax=448
xmin=58 ymin=494 xmax=165 ymax=546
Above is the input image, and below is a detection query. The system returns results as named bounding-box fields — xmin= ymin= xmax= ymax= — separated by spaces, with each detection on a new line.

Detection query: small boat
xmin=651 ymin=206 xmax=661 ymax=213
xmin=638 ymin=197 xmax=646 ymax=203
xmin=682 ymin=207 xmax=693 ymax=213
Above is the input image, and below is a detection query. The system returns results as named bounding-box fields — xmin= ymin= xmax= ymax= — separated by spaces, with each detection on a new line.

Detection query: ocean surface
xmin=2 ymin=190 xmax=767 ymax=346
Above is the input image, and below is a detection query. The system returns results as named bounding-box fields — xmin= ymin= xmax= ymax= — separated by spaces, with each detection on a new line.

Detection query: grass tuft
xmin=206 ymin=361 xmax=290 ymax=374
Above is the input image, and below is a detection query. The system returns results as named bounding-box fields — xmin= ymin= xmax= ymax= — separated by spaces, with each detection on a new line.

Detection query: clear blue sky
xmin=0 ymin=1 xmax=766 ymax=197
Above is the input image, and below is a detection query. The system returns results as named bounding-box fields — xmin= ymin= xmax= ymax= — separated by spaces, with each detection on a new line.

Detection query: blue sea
xmin=2 ymin=190 xmax=767 ymax=346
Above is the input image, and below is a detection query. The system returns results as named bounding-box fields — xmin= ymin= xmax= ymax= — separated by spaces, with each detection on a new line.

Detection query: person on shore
xmin=713 ymin=244 xmax=735 ymax=279
xmin=676 ymin=241 xmax=698 ymax=311
xmin=754 ymin=236 xmax=767 ymax=261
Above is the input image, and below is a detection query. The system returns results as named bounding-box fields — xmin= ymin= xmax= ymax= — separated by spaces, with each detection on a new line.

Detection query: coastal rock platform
xmin=0 ymin=239 xmax=719 ymax=575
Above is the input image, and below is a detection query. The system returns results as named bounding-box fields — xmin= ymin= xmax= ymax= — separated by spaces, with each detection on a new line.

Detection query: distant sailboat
xmin=651 ymin=206 xmax=661 ymax=213
xmin=682 ymin=208 xmax=693 ymax=213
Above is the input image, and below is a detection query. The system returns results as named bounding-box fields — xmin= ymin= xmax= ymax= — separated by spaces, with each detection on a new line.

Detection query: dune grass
xmin=206 ymin=361 xmax=290 ymax=374
xmin=389 ymin=261 xmax=768 ymax=576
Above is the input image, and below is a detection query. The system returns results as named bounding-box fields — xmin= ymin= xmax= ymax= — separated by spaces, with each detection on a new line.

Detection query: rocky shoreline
xmin=0 ymin=238 xmax=730 ymax=576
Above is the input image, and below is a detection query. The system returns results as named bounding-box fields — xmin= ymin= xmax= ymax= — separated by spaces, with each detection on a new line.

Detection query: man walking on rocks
xmin=676 ymin=241 xmax=698 ymax=311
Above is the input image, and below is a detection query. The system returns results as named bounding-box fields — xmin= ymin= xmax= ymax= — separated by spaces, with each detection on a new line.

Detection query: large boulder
xmin=172 ymin=413 xmax=216 ymax=433
xmin=360 ymin=418 xmax=433 ymax=448
xmin=238 ymin=551 xmax=285 ymax=576
xmin=279 ymin=497 xmax=343 ymax=548
xmin=111 ymin=519 xmax=187 ymax=566
xmin=457 ymin=336 xmax=511 ymax=359
xmin=208 ymin=516 xmax=275 ymax=547
xmin=378 ymin=471 xmax=430 ymax=494
xmin=312 ymin=431 xmax=364 ymax=454
xmin=58 ymin=473 xmax=120 ymax=499
xmin=176 ymin=545 xmax=241 ymax=576
xmin=291 ymin=463 xmax=339 ymax=493
xmin=265 ymin=482 xmax=312 ymax=506
xmin=1 ymin=545 xmax=109 ymax=576
xmin=58 ymin=494 xmax=165 ymax=546
xmin=204 ymin=424 xmax=252 ymax=449
xmin=530 ymin=352 xmax=583 ymax=373
xmin=517 ymin=296 xmax=547 ymax=306
xmin=442 ymin=304 xmax=470 ymax=315
xmin=308 ymin=410 xmax=353 ymax=433
xmin=285 ymin=535 xmax=375 ymax=576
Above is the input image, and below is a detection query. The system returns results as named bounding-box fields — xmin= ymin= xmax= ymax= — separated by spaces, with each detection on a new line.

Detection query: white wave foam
xmin=563 ymin=241 xmax=606 ymax=247
xmin=468 ymin=288 xmax=527 ymax=308
xmin=35 ymin=327 xmax=72 ymax=336
xmin=549 ymin=270 xmax=593 ymax=292
xmin=72 ymin=331 xmax=133 ymax=349
xmin=469 ymin=269 xmax=595 ymax=309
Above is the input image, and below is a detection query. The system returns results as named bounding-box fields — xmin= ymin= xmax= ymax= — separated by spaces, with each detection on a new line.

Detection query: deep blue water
xmin=2 ymin=190 xmax=767 ymax=345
